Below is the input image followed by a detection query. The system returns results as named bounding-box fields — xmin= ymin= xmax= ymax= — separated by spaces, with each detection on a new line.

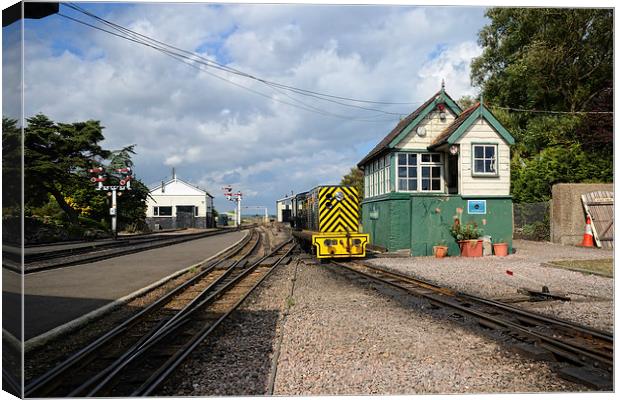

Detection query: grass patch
xmin=546 ymin=258 xmax=613 ymax=277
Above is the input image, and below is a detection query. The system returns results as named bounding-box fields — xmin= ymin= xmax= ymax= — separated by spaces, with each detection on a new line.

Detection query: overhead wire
xmin=56 ymin=11 xmax=399 ymax=122
xmin=63 ymin=2 xmax=420 ymax=115
xmin=488 ymin=104 xmax=613 ymax=115
xmin=60 ymin=4 xmax=611 ymax=120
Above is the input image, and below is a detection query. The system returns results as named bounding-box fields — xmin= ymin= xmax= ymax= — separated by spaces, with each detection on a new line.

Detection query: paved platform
xmin=22 ymin=230 xmax=246 ymax=340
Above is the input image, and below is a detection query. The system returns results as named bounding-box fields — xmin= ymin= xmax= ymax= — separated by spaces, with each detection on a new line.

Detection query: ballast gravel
xmin=273 ymin=260 xmax=586 ymax=395
xmin=367 ymin=239 xmax=613 ymax=332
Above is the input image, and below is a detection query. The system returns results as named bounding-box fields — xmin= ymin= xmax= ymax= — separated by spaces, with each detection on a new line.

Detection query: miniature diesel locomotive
xmin=291 ymin=185 xmax=369 ymax=258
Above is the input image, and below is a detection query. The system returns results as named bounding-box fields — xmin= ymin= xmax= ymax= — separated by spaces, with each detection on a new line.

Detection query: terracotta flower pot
xmin=433 ymin=245 xmax=448 ymax=258
xmin=458 ymin=239 xmax=483 ymax=257
xmin=493 ymin=242 xmax=509 ymax=257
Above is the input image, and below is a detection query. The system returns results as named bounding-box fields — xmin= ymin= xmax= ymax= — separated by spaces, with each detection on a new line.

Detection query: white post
xmin=264 ymin=207 xmax=268 ymax=223
xmin=111 ymin=188 xmax=117 ymax=238
xmin=237 ymin=197 xmax=241 ymax=227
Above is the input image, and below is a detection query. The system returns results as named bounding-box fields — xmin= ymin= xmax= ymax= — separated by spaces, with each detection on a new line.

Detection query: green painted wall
xmin=362 ymin=194 xmax=513 ymax=256
xmin=361 ymin=193 xmax=411 ymax=251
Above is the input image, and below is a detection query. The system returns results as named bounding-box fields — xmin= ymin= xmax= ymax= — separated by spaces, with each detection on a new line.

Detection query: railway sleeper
xmin=509 ymin=342 xmax=557 ymax=362
xmin=556 ymin=366 xmax=613 ymax=391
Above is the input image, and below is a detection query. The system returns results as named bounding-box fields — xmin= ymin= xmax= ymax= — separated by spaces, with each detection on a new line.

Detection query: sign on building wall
xmin=467 ymin=200 xmax=487 ymax=215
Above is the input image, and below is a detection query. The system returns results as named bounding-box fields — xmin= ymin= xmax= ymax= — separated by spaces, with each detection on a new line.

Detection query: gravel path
xmin=274 ymin=260 xmax=587 ymax=395
xmin=367 ymin=240 xmax=613 ymax=332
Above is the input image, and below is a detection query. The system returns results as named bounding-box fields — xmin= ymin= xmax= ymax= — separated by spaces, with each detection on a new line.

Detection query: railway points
xmin=325 ymin=260 xmax=612 ymax=390
xmin=20 ymin=223 xmax=614 ymax=396
xmin=23 ymin=229 xmax=248 ymax=341
xmin=25 ymin=226 xmax=294 ymax=397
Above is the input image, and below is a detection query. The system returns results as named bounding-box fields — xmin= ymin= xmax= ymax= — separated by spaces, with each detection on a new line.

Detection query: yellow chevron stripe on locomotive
xmin=318 ymin=186 xmax=360 ymax=232
xmin=291 ymin=185 xmax=369 ymax=258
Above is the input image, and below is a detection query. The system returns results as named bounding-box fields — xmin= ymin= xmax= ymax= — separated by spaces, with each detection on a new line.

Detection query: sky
xmin=3 ymin=1 xmax=489 ymax=214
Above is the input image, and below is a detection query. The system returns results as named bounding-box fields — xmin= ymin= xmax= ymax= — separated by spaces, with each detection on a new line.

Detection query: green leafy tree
xmin=341 ymin=166 xmax=364 ymax=203
xmin=24 ymin=114 xmax=111 ymax=224
xmin=21 ymin=114 xmax=149 ymax=231
xmin=2 ymin=117 xmax=21 ymax=213
xmin=456 ymin=95 xmax=477 ymax=110
xmin=471 ymin=8 xmax=612 ymax=202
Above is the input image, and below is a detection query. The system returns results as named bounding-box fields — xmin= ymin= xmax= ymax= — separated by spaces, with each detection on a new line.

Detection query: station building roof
xmin=357 ymin=87 xmax=461 ymax=167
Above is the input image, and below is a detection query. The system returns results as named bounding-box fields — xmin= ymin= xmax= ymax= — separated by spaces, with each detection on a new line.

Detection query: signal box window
xmin=472 ymin=144 xmax=497 ymax=175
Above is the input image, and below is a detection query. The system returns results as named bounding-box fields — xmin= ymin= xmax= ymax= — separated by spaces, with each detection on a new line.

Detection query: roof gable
xmin=150 ymin=178 xmax=211 ymax=196
xmin=429 ymin=102 xmax=515 ymax=149
xmin=357 ymin=88 xmax=461 ymax=167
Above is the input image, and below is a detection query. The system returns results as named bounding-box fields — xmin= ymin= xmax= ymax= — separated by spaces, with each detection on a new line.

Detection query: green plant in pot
xmin=450 ymin=218 xmax=484 ymax=257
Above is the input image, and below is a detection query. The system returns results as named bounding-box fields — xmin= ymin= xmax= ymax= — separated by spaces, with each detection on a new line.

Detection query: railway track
xmin=25 ymin=228 xmax=294 ymax=397
xmin=21 ymin=226 xmax=256 ymax=273
xmin=329 ymin=260 xmax=613 ymax=390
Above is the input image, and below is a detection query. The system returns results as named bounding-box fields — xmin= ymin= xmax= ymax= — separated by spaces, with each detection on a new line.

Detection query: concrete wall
xmin=362 ymin=193 xmax=513 ymax=256
xmin=551 ymin=183 xmax=614 ymax=245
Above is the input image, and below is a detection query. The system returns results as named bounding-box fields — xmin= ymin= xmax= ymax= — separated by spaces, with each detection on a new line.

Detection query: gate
xmin=581 ymin=191 xmax=614 ymax=248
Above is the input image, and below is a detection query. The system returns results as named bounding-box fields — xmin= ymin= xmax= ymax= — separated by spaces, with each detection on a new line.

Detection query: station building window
xmin=154 ymin=206 xmax=172 ymax=216
xmin=472 ymin=144 xmax=497 ymax=175
xmin=364 ymin=154 xmax=390 ymax=198
xmin=397 ymin=152 xmax=443 ymax=193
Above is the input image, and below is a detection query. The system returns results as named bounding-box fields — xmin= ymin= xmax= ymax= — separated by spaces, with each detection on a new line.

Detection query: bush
xmin=521 ymin=221 xmax=550 ymax=241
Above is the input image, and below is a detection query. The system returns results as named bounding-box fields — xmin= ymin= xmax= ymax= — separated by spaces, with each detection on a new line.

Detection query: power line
xmin=63 ymin=3 xmax=422 ymax=112
xmin=488 ymin=104 xmax=613 ymax=115
xmin=56 ymin=12 xmax=399 ymax=123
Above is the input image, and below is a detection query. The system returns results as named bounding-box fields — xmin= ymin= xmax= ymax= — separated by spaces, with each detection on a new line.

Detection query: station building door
xmin=176 ymin=205 xmax=196 ymax=228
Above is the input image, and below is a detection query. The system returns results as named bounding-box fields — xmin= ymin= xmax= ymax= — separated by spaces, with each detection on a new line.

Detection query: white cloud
xmin=19 ymin=3 xmax=487 ymax=213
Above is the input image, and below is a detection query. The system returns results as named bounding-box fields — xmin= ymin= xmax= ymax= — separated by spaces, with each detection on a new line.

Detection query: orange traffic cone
xmin=580 ymin=215 xmax=594 ymax=247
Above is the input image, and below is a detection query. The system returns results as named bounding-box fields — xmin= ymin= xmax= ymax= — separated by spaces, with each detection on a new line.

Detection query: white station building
xmin=276 ymin=194 xmax=295 ymax=223
xmin=146 ymin=170 xmax=215 ymax=230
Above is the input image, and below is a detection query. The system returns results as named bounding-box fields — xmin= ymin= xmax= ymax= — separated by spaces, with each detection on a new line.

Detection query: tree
xmin=24 ymin=114 xmax=111 ymax=224
xmin=341 ymin=167 xmax=364 ymax=203
xmin=22 ymin=114 xmax=149 ymax=231
xmin=456 ymin=95 xmax=477 ymax=110
xmin=470 ymin=8 xmax=613 ymax=202
xmin=2 ymin=117 xmax=21 ymax=213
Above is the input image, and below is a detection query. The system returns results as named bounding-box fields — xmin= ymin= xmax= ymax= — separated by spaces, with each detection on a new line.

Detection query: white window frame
xmin=364 ymin=155 xmax=392 ymax=198
xmin=396 ymin=153 xmax=418 ymax=192
xmin=472 ymin=144 xmax=498 ymax=176
xmin=396 ymin=152 xmax=444 ymax=193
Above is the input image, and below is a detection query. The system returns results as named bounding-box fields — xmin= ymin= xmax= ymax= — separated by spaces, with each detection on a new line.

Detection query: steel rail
xmin=24 ymin=229 xmax=258 ymax=398
xmin=68 ymin=235 xmax=264 ymax=397
xmin=84 ymin=239 xmax=294 ymax=397
xmin=331 ymin=261 xmax=613 ymax=376
xmin=137 ymin=240 xmax=296 ymax=396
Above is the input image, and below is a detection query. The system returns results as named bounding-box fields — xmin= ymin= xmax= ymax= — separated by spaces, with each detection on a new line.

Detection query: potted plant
xmin=450 ymin=218 xmax=483 ymax=257
xmin=493 ymin=239 xmax=509 ymax=257
xmin=433 ymin=239 xmax=448 ymax=258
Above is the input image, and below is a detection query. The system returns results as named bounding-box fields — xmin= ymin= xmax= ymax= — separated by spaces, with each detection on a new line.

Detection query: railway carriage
xmin=291 ymin=185 xmax=369 ymax=258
